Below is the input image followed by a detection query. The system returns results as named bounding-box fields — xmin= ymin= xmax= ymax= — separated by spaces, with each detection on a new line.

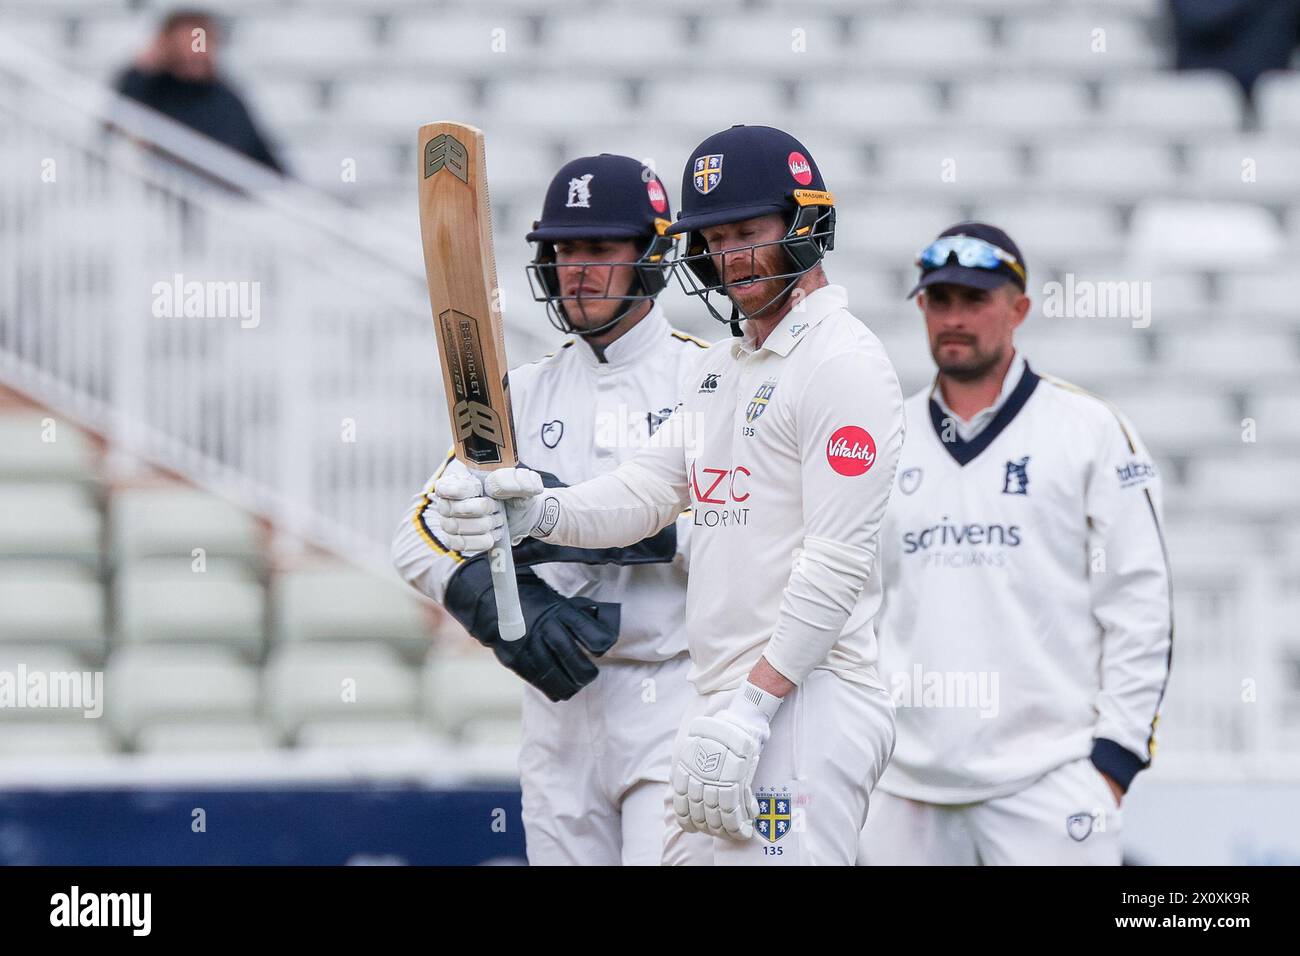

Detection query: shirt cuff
xmin=1090 ymin=737 xmax=1147 ymax=792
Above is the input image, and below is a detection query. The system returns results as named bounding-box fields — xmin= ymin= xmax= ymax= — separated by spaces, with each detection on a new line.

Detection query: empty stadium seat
xmin=1218 ymin=272 xmax=1300 ymax=323
xmin=1104 ymin=387 xmax=1241 ymax=453
xmin=1033 ymin=139 xmax=1178 ymax=200
xmin=1001 ymin=15 xmax=1157 ymax=74
xmin=242 ymin=79 xmax=325 ymax=133
xmin=0 ymin=722 xmax=114 ymax=756
xmin=226 ymin=14 xmax=379 ymax=69
xmin=389 ymin=13 xmax=539 ymax=67
xmin=1138 ymin=271 xmax=1215 ymax=323
xmin=1244 ymin=389 xmax=1300 ymax=445
xmin=460 ymin=716 xmax=524 ymax=749
xmin=297 ymin=717 xmax=440 ymax=750
xmin=874 ymin=138 xmax=1025 ymax=198
xmin=833 ymin=198 xmax=965 ymax=263
xmin=1255 ymin=70 xmax=1300 ymax=135
xmin=263 ymin=642 xmax=419 ymax=738
xmin=5 ymin=18 xmax=69 ymax=56
xmin=870 ymin=326 xmax=941 ymax=394
xmin=637 ymin=77 xmax=791 ymax=135
xmin=104 ymin=645 xmax=260 ymax=743
xmin=1185 ymin=454 xmax=1300 ymax=519
xmin=0 ymin=483 xmax=100 ymax=561
xmin=111 ymin=486 xmax=261 ymax=563
xmin=422 ymin=648 xmax=523 ymax=737
xmin=329 ymin=78 xmax=477 ymax=136
xmin=800 ymin=79 xmax=945 ymax=134
xmin=1127 ymin=200 xmax=1284 ymax=270
xmin=481 ymin=77 xmax=630 ymax=128
xmin=950 ymin=78 xmax=1096 ymax=133
xmin=1162 ymin=329 xmax=1300 ymax=383
xmin=852 ymin=15 xmax=995 ymax=73
xmin=115 ymin=560 xmax=264 ymax=656
xmin=0 ymin=411 xmax=97 ymax=481
xmin=1099 ymin=73 xmax=1242 ymax=136
xmin=1185 ymin=138 xmax=1300 ymax=204
xmin=273 ymin=565 xmax=432 ymax=661
xmin=973 ymin=200 xmax=1125 ymax=267
xmin=135 ymin=719 xmax=278 ymax=754
xmin=0 ymin=562 xmax=104 ymax=661
xmin=694 ymin=14 xmax=847 ymax=68
xmin=1016 ymin=327 xmax=1150 ymax=384
xmin=70 ymin=15 xmax=158 ymax=78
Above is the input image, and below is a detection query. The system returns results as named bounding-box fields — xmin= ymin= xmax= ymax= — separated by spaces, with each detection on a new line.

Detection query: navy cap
xmin=526 ymin=154 xmax=671 ymax=243
xmin=908 ymin=221 xmax=1027 ymax=297
xmin=669 ymin=125 xmax=829 ymax=235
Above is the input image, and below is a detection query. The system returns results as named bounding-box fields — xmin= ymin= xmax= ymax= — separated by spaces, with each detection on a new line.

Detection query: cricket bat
xmin=417 ymin=121 xmax=525 ymax=641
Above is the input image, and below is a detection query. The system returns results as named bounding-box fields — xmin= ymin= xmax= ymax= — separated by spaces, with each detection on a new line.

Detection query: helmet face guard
xmin=674 ymin=196 xmax=836 ymax=324
xmin=525 ymin=224 xmax=675 ymax=336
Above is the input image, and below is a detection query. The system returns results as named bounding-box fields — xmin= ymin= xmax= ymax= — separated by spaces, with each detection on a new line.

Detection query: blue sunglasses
xmin=917 ymin=235 xmax=1026 ymax=283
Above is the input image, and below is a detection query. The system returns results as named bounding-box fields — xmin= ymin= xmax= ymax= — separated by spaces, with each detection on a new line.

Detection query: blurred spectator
xmin=114 ymin=9 xmax=284 ymax=173
xmin=1170 ymin=0 xmax=1300 ymax=100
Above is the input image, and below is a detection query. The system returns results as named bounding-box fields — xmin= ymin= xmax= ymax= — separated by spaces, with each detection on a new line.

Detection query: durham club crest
xmin=746 ymin=379 xmax=777 ymax=423
xmin=755 ymin=787 xmax=793 ymax=843
xmin=693 ymin=154 xmax=724 ymax=194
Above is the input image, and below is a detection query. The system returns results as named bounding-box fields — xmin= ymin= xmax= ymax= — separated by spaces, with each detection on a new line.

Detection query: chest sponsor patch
xmin=826 ymin=425 xmax=876 ymax=476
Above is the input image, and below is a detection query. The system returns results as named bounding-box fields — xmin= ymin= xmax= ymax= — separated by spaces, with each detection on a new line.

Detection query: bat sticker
xmin=424 ymin=133 xmax=469 ymax=183
xmin=439 ymin=308 xmax=506 ymax=464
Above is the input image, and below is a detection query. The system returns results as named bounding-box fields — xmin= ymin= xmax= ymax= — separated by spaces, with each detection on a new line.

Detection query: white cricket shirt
xmin=524 ymin=284 xmax=907 ymax=695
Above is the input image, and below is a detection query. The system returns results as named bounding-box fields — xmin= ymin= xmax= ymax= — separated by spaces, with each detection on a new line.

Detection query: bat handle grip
xmin=489 ymin=498 xmax=526 ymax=642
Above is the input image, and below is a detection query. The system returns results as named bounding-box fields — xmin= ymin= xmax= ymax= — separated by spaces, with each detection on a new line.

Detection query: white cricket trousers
xmin=666 ymin=667 xmax=897 ymax=866
xmin=857 ymin=757 xmax=1124 ymax=865
xmin=518 ymin=653 xmax=711 ymax=865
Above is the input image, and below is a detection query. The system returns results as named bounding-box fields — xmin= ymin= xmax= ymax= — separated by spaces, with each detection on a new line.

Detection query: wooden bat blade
xmin=417 ymin=121 xmax=518 ymax=471
xmin=418 ymin=121 xmax=525 ymax=642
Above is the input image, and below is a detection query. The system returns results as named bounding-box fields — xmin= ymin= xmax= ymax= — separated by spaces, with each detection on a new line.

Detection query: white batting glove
xmin=671 ymin=681 xmax=783 ymax=841
xmin=432 ymin=467 xmax=545 ymax=551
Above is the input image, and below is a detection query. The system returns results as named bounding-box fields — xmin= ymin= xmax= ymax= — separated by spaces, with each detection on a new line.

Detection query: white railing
xmin=0 ymin=36 xmax=552 ymax=573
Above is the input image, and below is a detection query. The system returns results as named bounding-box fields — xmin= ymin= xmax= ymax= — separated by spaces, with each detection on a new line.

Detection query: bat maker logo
xmin=440 ymin=308 xmax=508 ymax=464
xmin=424 ymin=132 xmax=469 ymax=183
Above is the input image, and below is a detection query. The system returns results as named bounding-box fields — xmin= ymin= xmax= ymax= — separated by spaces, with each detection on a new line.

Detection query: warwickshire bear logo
xmin=566 ymin=173 xmax=594 ymax=208
xmin=1066 ymin=811 xmax=1094 ymax=842
xmin=693 ymin=154 xmax=724 ymax=194
xmin=1003 ymin=456 xmax=1030 ymax=495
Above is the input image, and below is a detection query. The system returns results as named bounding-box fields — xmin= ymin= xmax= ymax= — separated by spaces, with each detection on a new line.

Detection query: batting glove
xmin=433 ymin=467 xmax=545 ymax=551
xmin=672 ymin=681 xmax=783 ymax=841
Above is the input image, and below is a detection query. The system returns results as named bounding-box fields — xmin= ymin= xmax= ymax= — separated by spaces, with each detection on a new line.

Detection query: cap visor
xmin=907 ymin=264 xmax=1014 ymax=298
xmin=667 ymin=202 xmax=789 ymax=236
xmin=526 ymin=223 xmax=651 ymax=242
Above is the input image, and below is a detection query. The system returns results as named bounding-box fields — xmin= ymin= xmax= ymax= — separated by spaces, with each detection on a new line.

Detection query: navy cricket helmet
xmin=668 ymin=125 xmax=836 ymax=324
xmin=525 ymin=154 xmax=675 ymax=336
